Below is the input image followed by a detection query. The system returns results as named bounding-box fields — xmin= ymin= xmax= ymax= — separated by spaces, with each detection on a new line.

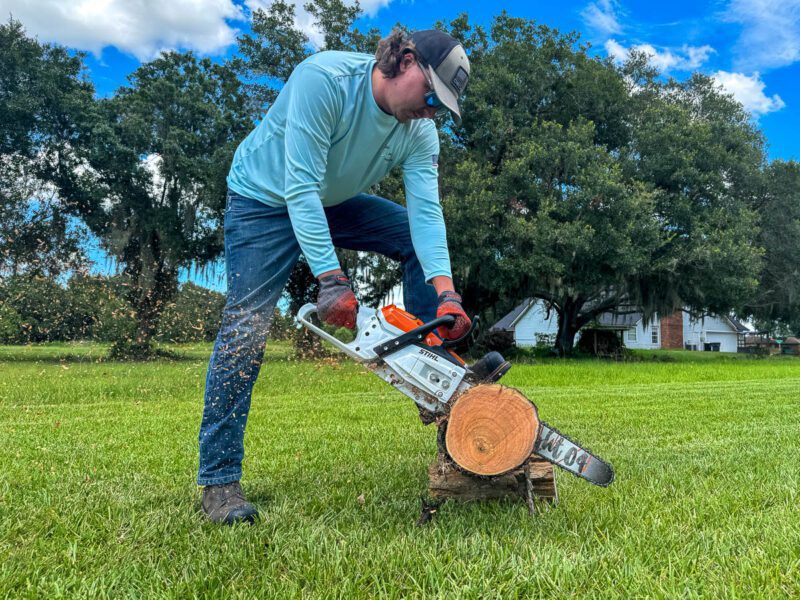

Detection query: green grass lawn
xmin=1 ymin=343 xmax=798 ymax=598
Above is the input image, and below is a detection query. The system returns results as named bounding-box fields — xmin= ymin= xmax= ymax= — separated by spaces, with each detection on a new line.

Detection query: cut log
xmin=444 ymin=384 xmax=539 ymax=476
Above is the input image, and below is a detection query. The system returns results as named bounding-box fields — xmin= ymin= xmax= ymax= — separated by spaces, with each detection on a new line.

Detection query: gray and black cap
xmin=410 ymin=29 xmax=470 ymax=126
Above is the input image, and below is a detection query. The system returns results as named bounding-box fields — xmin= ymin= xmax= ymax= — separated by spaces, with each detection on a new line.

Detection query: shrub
xmin=482 ymin=329 xmax=516 ymax=353
xmin=0 ymin=275 xmax=73 ymax=342
xmin=269 ymin=308 xmax=297 ymax=341
xmin=156 ymin=283 xmax=225 ymax=343
xmin=0 ymin=303 xmax=23 ymax=344
xmin=66 ymin=275 xmax=136 ymax=342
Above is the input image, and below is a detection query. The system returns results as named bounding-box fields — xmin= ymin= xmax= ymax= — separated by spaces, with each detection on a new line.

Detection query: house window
xmin=651 ymin=325 xmax=659 ymax=344
xmin=627 ymin=329 xmax=637 ymax=342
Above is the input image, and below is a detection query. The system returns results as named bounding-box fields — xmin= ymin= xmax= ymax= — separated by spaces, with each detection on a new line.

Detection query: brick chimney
xmin=659 ymin=311 xmax=684 ymax=349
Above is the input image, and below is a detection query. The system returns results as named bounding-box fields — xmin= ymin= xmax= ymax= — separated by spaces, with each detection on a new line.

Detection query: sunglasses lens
xmin=425 ymin=92 xmax=444 ymax=108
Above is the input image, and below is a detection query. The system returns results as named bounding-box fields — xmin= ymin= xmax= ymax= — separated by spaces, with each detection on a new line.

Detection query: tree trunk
xmin=111 ymin=231 xmax=177 ymax=359
xmin=555 ymin=300 xmax=581 ymax=356
xmin=131 ymin=264 xmax=177 ymax=351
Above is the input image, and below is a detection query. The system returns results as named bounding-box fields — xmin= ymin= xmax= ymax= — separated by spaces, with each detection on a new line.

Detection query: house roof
xmin=491 ymin=299 xmax=645 ymax=332
xmin=595 ymin=311 xmax=643 ymax=330
xmin=725 ymin=316 xmax=750 ymax=333
xmin=490 ymin=298 xmax=534 ymax=332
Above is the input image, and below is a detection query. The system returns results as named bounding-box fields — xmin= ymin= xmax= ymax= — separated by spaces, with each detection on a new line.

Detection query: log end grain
xmin=445 ymin=384 xmax=540 ymax=476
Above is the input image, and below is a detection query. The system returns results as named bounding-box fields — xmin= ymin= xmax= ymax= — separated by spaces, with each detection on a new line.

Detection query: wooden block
xmin=427 ymin=453 xmax=557 ymax=505
xmin=423 ymin=384 xmax=557 ymax=519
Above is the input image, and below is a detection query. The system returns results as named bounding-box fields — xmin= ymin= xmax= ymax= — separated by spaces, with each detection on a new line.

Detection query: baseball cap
xmin=410 ymin=30 xmax=470 ymax=126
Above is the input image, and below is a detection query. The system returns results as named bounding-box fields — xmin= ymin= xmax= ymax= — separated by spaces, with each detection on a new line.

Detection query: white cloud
xmin=245 ymin=0 xmax=391 ymax=49
xmin=725 ymin=0 xmax=800 ymax=71
xmin=605 ymin=38 xmax=716 ymax=72
xmin=4 ymin=0 xmax=244 ymax=60
xmin=604 ymin=39 xmax=628 ymax=62
xmin=712 ymin=70 xmax=786 ymax=115
xmin=581 ymin=0 xmax=624 ymax=36
xmin=142 ymin=154 xmax=166 ymax=197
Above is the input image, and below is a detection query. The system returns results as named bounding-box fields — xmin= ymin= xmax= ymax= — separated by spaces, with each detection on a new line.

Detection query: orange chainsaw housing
xmin=380 ymin=304 xmax=466 ymax=366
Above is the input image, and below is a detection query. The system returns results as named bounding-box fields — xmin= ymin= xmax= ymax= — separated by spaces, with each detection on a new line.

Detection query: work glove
xmin=317 ymin=273 xmax=358 ymax=329
xmin=436 ymin=291 xmax=472 ymax=340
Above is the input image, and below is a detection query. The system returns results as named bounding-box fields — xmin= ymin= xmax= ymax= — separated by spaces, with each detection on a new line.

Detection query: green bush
xmin=65 ymin=275 xmax=136 ymax=342
xmin=0 ymin=302 xmax=23 ymax=344
xmin=268 ymin=307 xmax=297 ymax=341
xmin=156 ymin=283 xmax=225 ymax=343
xmin=0 ymin=275 xmax=73 ymax=342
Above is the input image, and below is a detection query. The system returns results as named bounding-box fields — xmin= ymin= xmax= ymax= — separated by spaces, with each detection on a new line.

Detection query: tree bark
xmin=555 ymin=299 xmax=581 ymax=356
xmin=112 ymin=230 xmax=178 ymax=358
xmin=427 ymin=455 xmax=557 ymax=504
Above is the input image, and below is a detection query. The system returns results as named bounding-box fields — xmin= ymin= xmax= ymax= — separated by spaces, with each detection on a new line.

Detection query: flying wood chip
xmin=445 ymin=384 xmax=540 ymax=476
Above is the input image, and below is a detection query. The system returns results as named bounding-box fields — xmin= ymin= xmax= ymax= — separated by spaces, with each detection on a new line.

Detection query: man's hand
xmin=436 ymin=291 xmax=471 ymax=340
xmin=317 ymin=273 xmax=358 ymax=329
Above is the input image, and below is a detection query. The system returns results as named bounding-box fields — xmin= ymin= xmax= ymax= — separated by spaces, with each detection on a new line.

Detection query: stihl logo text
xmin=418 ymin=348 xmax=439 ymax=362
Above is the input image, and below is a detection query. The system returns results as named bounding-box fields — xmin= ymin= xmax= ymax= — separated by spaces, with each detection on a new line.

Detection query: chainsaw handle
xmin=373 ymin=315 xmax=455 ymax=357
xmin=296 ymin=303 xmax=371 ymax=361
xmin=373 ymin=314 xmax=479 ymax=356
xmin=297 ymin=303 xmax=478 ymax=361
xmin=440 ymin=315 xmax=480 ymax=348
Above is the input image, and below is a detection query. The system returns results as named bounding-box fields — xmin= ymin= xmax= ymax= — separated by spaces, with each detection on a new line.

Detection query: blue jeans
xmin=197 ymin=191 xmax=439 ymax=485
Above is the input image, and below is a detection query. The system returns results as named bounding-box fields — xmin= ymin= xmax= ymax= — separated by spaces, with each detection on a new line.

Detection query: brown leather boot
xmin=201 ymin=481 xmax=258 ymax=525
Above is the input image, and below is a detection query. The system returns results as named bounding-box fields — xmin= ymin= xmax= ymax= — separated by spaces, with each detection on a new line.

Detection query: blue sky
xmin=5 ymin=0 xmax=798 ymax=289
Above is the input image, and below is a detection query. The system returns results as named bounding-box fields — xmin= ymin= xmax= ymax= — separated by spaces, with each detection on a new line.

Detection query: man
xmin=198 ymin=28 xmax=473 ymax=524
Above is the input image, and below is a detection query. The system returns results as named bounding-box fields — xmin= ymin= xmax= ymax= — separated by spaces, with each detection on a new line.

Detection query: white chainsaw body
xmin=296 ymin=304 xmax=469 ymax=413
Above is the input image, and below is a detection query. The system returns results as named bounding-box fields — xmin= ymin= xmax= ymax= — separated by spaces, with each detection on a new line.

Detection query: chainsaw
xmin=297 ymin=303 xmax=614 ymax=487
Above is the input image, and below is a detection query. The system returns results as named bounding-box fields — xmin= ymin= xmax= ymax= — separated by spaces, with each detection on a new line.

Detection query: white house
xmin=492 ymin=299 xmax=560 ymax=346
xmin=681 ymin=313 xmax=749 ymax=353
xmin=490 ymin=299 xmax=750 ymax=352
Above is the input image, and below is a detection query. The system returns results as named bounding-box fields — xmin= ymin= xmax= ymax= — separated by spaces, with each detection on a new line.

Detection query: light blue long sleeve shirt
xmin=227 ymin=51 xmax=451 ymax=281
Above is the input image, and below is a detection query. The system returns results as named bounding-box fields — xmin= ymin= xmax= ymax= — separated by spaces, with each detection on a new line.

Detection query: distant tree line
xmin=0 ymin=275 xmax=296 ymax=346
xmin=1 ymin=3 xmax=798 ymax=357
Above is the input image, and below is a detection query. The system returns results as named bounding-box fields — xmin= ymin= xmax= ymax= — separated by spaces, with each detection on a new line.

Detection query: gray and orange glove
xmin=436 ymin=291 xmax=472 ymax=340
xmin=317 ymin=273 xmax=358 ymax=329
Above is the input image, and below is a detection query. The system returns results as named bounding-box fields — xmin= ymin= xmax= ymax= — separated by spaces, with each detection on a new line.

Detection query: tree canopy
xmin=56 ymin=50 xmax=252 ymax=356
xmin=2 ymin=9 xmax=798 ymax=355
xmin=746 ymin=160 xmax=800 ymax=334
xmin=0 ymin=19 xmax=92 ymax=278
xmin=440 ymin=14 xmax=766 ymax=353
